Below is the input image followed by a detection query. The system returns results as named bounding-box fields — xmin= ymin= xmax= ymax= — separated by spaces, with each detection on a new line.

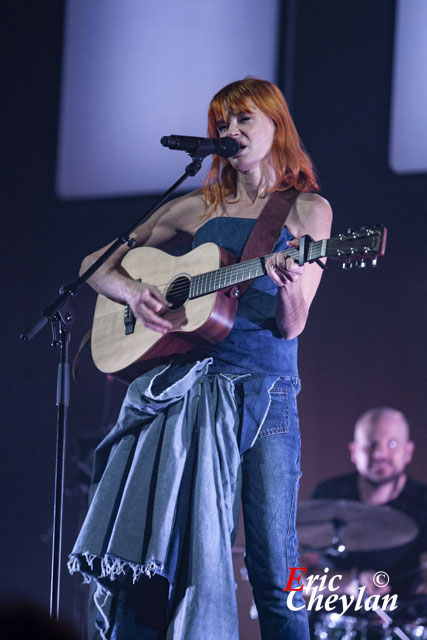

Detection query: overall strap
xmin=232 ymin=188 xmax=299 ymax=298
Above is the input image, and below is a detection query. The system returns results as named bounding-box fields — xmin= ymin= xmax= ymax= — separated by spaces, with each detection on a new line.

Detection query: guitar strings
xmin=143 ymin=244 xmax=322 ymax=299
xmin=165 ymin=245 xmax=329 ymax=297
xmin=148 ymin=249 xmax=297 ymax=297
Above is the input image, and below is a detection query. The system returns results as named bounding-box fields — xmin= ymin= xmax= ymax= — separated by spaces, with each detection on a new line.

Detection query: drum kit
xmin=296 ymin=499 xmax=426 ymax=640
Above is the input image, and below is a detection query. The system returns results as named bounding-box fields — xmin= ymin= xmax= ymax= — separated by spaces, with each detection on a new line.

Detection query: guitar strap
xmin=231 ymin=187 xmax=299 ymax=298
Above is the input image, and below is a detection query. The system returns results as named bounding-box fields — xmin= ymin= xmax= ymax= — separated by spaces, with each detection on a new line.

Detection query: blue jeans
xmin=241 ymin=378 xmax=310 ymax=640
xmin=96 ymin=376 xmax=308 ymax=640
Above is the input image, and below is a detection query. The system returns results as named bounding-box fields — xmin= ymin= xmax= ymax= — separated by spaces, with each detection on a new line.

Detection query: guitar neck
xmin=189 ymin=239 xmax=327 ymax=299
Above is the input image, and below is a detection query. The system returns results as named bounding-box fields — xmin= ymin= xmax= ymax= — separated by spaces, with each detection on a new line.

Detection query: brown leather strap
xmin=232 ymin=188 xmax=299 ymax=297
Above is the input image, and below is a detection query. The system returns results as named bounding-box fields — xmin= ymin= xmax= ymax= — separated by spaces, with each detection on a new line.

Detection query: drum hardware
xmin=310 ymin=578 xmax=427 ymax=640
xmin=313 ymin=611 xmax=386 ymax=639
xmin=299 ymin=500 xmax=422 ymax=639
xmin=313 ymin=606 xmax=414 ymax=640
xmin=391 ymin=596 xmax=427 ymax=640
xmin=327 ymin=517 xmax=347 ymax=556
xmin=371 ymin=601 xmax=411 ymax=640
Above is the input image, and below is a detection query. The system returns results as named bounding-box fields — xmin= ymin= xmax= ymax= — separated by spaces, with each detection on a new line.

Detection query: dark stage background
xmin=2 ymin=1 xmax=426 ymax=636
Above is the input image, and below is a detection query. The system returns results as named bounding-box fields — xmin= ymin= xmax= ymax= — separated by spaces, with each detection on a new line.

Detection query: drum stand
xmin=374 ymin=607 xmax=410 ymax=640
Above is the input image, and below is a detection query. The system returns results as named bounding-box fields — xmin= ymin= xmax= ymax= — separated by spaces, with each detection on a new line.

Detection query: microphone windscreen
xmin=219 ymin=137 xmax=239 ymax=157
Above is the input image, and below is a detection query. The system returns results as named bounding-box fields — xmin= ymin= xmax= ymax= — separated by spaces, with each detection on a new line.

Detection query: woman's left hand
xmin=266 ymin=240 xmax=304 ymax=287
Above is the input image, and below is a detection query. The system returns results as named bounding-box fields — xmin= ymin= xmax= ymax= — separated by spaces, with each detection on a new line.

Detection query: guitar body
xmin=91 ymin=243 xmax=239 ymax=374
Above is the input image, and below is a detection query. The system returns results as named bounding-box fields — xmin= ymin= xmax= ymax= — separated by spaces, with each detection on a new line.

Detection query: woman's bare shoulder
xmin=161 ymin=188 xmax=207 ymax=234
xmin=288 ymin=192 xmax=332 ymax=239
xmin=134 ymin=189 xmax=207 ymax=247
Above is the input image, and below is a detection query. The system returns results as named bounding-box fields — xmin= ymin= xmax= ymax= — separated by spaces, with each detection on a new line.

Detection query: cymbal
xmin=297 ymin=499 xmax=418 ymax=552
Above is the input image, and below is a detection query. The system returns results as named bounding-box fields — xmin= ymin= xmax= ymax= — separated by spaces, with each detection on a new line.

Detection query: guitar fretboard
xmin=189 ymin=239 xmax=327 ymax=298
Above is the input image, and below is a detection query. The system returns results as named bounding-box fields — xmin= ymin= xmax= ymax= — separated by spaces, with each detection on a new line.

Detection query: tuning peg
xmin=355 ymin=259 xmax=366 ymax=269
xmin=371 ymin=257 xmax=378 ymax=268
xmin=342 ymin=261 xmax=353 ymax=270
xmin=346 ymin=227 xmax=355 ymax=235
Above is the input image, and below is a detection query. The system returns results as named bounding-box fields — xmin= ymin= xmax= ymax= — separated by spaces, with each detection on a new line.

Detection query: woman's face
xmin=216 ymin=104 xmax=276 ymax=174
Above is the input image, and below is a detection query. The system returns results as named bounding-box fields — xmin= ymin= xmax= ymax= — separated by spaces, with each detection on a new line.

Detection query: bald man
xmin=309 ymin=407 xmax=427 ymax=599
xmin=349 ymin=407 xmax=414 ymax=506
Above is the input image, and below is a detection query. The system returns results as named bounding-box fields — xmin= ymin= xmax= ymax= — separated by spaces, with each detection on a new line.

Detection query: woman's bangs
xmin=210 ymin=91 xmax=255 ymax=130
xmin=223 ymin=92 xmax=254 ymax=117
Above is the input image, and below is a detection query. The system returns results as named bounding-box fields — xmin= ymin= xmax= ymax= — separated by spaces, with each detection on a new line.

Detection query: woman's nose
xmin=228 ymin=120 xmax=240 ymax=136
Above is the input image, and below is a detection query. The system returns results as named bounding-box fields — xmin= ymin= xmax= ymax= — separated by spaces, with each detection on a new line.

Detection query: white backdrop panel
xmin=56 ymin=0 xmax=279 ymax=198
xmin=389 ymin=0 xmax=427 ymax=174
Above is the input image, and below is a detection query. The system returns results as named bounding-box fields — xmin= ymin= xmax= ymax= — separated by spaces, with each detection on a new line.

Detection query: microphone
xmin=160 ymin=135 xmax=239 ymax=158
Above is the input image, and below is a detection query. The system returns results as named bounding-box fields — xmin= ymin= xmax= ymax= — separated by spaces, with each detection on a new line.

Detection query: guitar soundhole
xmin=165 ymin=276 xmax=190 ymax=310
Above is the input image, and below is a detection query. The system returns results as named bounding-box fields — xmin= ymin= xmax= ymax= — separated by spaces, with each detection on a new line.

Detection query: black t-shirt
xmin=310 ymin=473 xmax=427 ymax=598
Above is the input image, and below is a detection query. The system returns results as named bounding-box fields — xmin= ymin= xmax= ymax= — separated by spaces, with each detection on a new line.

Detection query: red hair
xmin=203 ymin=78 xmax=319 ymax=214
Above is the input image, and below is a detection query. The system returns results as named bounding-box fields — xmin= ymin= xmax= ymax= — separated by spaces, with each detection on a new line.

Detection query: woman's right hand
xmin=126 ymin=280 xmax=172 ymax=334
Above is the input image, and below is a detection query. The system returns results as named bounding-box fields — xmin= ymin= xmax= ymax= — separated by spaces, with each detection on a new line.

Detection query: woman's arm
xmin=79 ymin=190 xmax=204 ymax=334
xmin=266 ymin=193 xmax=333 ymax=339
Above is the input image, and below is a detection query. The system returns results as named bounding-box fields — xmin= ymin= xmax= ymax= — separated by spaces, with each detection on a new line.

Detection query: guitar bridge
xmin=123 ymin=279 xmax=141 ymax=335
xmin=124 ymin=305 xmax=136 ymax=335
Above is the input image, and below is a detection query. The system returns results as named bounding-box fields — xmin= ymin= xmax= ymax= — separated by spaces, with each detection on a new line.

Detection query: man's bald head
xmin=354 ymin=407 xmax=410 ymax=441
xmin=349 ymin=407 xmax=414 ymax=485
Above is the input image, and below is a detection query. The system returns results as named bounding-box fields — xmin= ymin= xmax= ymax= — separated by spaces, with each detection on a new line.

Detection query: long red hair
xmin=203 ymin=78 xmax=319 ymax=214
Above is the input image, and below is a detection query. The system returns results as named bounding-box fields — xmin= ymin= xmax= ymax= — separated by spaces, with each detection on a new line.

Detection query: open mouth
xmin=234 ymin=143 xmax=246 ymax=156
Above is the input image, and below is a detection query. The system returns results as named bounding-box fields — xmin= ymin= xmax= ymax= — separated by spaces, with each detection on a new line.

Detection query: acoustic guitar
xmin=91 ymin=225 xmax=387 ymax=374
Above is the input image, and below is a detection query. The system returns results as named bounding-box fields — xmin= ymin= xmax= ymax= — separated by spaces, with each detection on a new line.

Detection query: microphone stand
xmin=20 ymin=153 xmax=205 ymax=620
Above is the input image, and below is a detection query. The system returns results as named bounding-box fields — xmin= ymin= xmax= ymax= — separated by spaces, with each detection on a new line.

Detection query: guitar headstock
xmin=326 ymin=225 xmax=387 ymax=268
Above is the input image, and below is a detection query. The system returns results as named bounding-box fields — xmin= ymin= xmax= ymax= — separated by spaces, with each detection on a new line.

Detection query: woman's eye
xmin=239 ymin=116 xmax=250 ymax=123
xmin=218 ymin=124 xmax=228 ymax=133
